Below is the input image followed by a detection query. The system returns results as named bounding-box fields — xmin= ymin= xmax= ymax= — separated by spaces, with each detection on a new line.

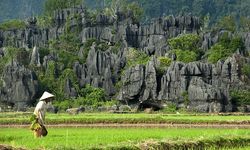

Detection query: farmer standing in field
xmin=32 ymin=91 xmax=54 ymax=138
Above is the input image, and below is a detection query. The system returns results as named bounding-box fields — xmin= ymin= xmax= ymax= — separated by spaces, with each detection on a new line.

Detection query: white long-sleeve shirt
xmin=33 ymin=101 xmax=47 ymax=125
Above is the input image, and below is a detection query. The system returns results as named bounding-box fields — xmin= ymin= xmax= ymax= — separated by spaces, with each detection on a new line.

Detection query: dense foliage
xmin=168 ymin=34 xmax=201 ymax=63
xmin=215 ymin=15 xmax=236 ymax=32
xmin=54 ymin=84 xmax=108 ymax=110
xmin=207 ymin=33 xmax=245 ymax=63
xmin=231 ymin=90 xmax=250 ymax=106
xmin=158 ymin=57 xmax=172 ymax=67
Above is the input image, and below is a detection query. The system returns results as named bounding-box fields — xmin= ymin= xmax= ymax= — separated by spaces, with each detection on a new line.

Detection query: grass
xmin=0 ymin=128 xmax=250 ymax=150
xmin=0 ymin=112 xmax=250 ymax=125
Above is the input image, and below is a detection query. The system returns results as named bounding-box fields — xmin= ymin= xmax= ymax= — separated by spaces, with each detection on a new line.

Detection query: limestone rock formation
xmin=30 ymin=46 xmax=41 ymax=66
xmin=0 ymin=5 xmax=249 ymax=112
xmin=0 ymin=62 xmax=39 ymax=111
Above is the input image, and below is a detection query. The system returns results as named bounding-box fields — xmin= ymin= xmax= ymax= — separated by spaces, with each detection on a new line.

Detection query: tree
xmin=103 ymin=0 xmax=143 ymax=22
xmin=215 ymin=15 xmax=236 ymax=32
xmin=207 ymin=44 xmax=228 ymax=63
xmin=103 ymin=0 xmax=125 ymax=19
xmin=207 ymin=35 xmax=244 ymax=63
xmin=168 ymin=34 xmax=200 ymax=52
xmin=240 ymin=16 xmax=250 ymax=31
xmin=125 ymin=2 xmax=144 ymax=22
xmin=202 ymin=13 xmax=210 ymax=30
xmin=167 ymin=34 xmax=201 ymax=63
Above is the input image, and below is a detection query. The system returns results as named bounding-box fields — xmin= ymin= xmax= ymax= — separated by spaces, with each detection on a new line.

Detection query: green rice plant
xmin=0 ymin=128 xmax=250 ymax=150
xmin=29 ymin=114 xmax=41 ymax=131
xmin=1 ymin=112 xmax=250 ymax=125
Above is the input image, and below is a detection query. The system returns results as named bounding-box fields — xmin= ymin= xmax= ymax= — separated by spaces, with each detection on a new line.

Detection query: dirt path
xmin=1 ymin=123 xmax=250 ymax=128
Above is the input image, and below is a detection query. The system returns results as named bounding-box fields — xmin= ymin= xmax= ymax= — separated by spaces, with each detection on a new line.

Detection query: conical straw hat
xmin=39 ymin=91 xmax=54 ymax=101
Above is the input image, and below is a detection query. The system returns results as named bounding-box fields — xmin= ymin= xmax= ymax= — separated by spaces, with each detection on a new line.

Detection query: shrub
xmin=58 ymin=69 xmax=79 ymax=97
xmin=161 ymin=103 xmax=177 ymax=113
xmin=230 ymin=37 xmax=245 ymax=51
xmin=38 ymin=61 xmax=58 ymax=97
xmin=126 ymin=48 xmax=150 ymax=67
xmin=215 ymin=15 xmax=236 ymax=32
xmin=240 ymin=16 xmax=250 ymax=31
xmin=242 ymin=63 xmax=250 ymax=78
xmin=181 ymin=91 xmax=189 ymax=106
xmin=49 ymin=29 xmax=82 ymax=67
xmin=230 ymin=90 xmax=250 ymax=106
xmin=96 ymin=42 xmax=109 ymax=51
xmin=167 ymin=34 xmax=202 ymax=62
xmin=111 ymin=41 xmax=122 ymax=54
xmin=39 ymin=68 xmax=80 ymax=103
xmin=168 ymin=34 xmax=200 ymax=52
xmin=0 ymin=47 xmax=30 ymax=74
xmin=37 ymin=16 xmax=54 ymax=28
xmin=52 ymin=32 xmax=82 ymax=52
xmin=39 ymin=47 xmax=50 ymax=64
xmin=82 ymin=38 xmax=97 ymax=63
xmin=81 ymin=38 xmax=110 ymax=63
xmin=172 ymin=49 xmax=198 ymax=63
xmin=156 ymin=57 xmax=172 ymax=75
xmin=207 ymin=36 xmax=245 ymax=64
xmin=125 ymin=2 xmax=144 ymax=23
xmin=207 ymin=44 xmax=229 ymax=63
xmin=53 ymin=100 xmax=74 ymax=111
xmin=58 ymin=50 xmax=80 ymax=68
xmin=158 ymin=57 xmax=172 ymax=67
xmin=73 ymin=84 xmax=107 ymax=108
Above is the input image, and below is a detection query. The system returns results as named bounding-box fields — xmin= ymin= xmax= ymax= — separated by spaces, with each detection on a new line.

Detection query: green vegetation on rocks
xmin=215 ymin=15 xmax=236 ymax=32
xmin=126 ymin=48 xmax=150 ymax=67
xmin=207 ymin=34 xmax=245 ymax=63
xmin=172 ymin=49 xmax=198 ymax=63
xmin=242 ymin=64 xmax=250 ymax=78
xmin=0 ymin=19 xmax=26 ymax=31
xmin=36 ymin=15 xmax=54 ymax=28
xmin=156 ymin=57 xmax=172 ymax=74
xmin=0 ymin=47 xmax=30 ymax=74
xmin=168 ymin=34 xmax=201 ymax=63
xmin=158 ymin=57 xmax=172 ymax=67
xmin=168 ymin=34 xmax=200 ymax=52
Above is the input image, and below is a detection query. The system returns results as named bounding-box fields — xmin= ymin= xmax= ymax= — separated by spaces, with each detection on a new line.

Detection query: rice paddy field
xmin=1 ymin=112 xmax=250 ymax=124
xmin=1 ymin=112 xmax=250 ymax=149
xmin=1 ymin=128 xmax=250 ymax=150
